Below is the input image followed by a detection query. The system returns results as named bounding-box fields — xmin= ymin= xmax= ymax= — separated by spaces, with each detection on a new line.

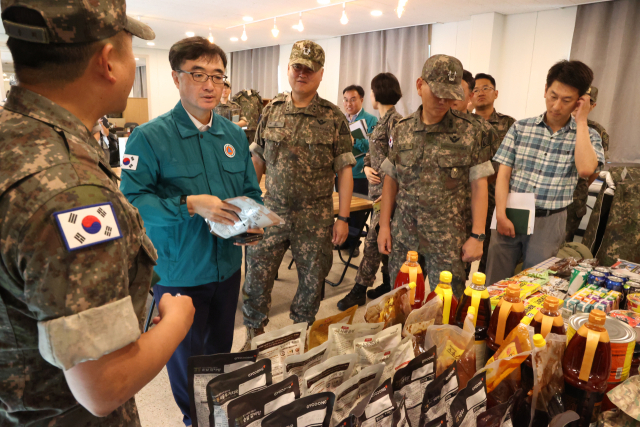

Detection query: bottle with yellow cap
xmin=562 ymin=309 xmax=612 ymax=427
xmin=530 ymin=296 xmax=566 ymax=338
xmin=393 ymin=251 xmax=426 ymax=309
xmin=486 ymin=282 xmax=525 ymax=356
xmin=455 ymin=272 xmax=491 ymax=369
xmin=426 ymin=271 xmax=458 ymax=324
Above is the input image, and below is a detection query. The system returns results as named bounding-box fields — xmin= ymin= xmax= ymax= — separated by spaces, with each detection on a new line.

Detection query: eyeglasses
xmin=472 ymin=86 xmax=495 ymax=94
xmin=176 ymin=70 xmax=227 ymax=85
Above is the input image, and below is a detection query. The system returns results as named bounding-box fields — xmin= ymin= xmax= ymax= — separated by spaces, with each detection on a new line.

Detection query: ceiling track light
xmin=397 ymin=0 xmax=408 ymax=18
xmin=208 ymin=27 xmax=214 ymax=43
xmin=271 ymin=18 xmax=279 ymax=37
xmin=297 ymin=12 xmax=304 ymax=32
xmin=340 ymin=3 xmax=349 ymax=25
xmin=241 ymin=24 xmax=247 ymax=41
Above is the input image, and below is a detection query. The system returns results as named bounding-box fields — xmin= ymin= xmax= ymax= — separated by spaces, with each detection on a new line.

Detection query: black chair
xmin=124 ymin=122 xmax=139 ymax=130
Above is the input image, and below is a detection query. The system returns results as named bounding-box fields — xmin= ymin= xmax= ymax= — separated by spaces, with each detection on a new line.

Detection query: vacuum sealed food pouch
xmin=205 ymin=196 xmax=284 ymax=239
xmin=252 ymin=323 xmax=307 ymax=383
xmin=331 ymin=363 xmax=385 ymax=426
xmin=303 ymin=353 xmax=357 ymax=396
xmin=284 ymin=341 xmax=329 ymax=391
xmin=424 ymin=413 xmax=448 ymax=427
xmin=189 ymin=350 xmax=259 ymax=427
xmin=261 ymin=392 xmax=335 ymax=427
xmin=392 ymin=346 xmax=436 ymax=427
xmin=529 ymin=333 xmax=566 ymax=427
xmin=359 ymin=378 xmax=396 ymax=427
xmin=449 ymin=371 xmax=487 ymax=427
xmin=326 ymin=322 xmax=384 ymax=359
xmin=226 ymin=375 xmax=300 ymax=427
xmin=419 ymin=361 xmax=460 ymax=424
xmin=308 ymin=305 xmax=357 ymax=350
xmin=353 ymin=324 xmax=402 ymax=373
xmin=424 ymin=324 xmax=475 ymax=389
xmin=364 ymin=285 xmax=413 ymax=329
xmin=377 ymin=336 xmax=415 ymax=384
xmin=402 ymin=296 xmax=443 ymax=354
xmin=207 ymin=360 xmax=272 ymax=427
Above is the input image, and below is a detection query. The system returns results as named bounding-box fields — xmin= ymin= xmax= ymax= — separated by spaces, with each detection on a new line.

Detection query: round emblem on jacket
xmin=224 ymin=144 xmax=236 ymax=158
xmin=451 ymin=167 xmax=461 ymax=179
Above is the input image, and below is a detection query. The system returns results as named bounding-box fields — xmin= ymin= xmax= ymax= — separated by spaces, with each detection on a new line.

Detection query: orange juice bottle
xmin=530 ymin=296 xmax=566 ymax=338
xmin=426 ymin=271 xmax=458 ymax=324
xmin=394 ymin=251 xmax=425 ymax=310
xmin=486 ymin=283 xmax=525 ymax=355
xmin=562 ymin=310 xmax=612 ymax=427
xmin=455 ymin=272 xmax=491 ymax=370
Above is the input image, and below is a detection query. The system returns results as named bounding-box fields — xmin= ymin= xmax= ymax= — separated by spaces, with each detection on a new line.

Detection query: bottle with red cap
xmin=530 ymin=296 xmax=566 ymax=337
xmin=486 ymin=283 xmax=525 ymax=356
xmin=393 ymin=251 xmax=426 ymax=310
xmin=426 ymin=271 xmax=458 ymax=324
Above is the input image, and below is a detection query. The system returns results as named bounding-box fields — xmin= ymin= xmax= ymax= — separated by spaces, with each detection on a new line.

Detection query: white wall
xmin=132 ymin=47 xmax=180 ymax=120
xmin=431 ymin=21 xmax=471 ymax=69
xmin=278 ymin=37 xmax=342 ymax=105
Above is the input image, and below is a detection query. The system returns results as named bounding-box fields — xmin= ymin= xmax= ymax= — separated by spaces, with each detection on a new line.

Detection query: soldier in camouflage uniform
xmin=0 ymin=1 xmax=194 ymax=425
xmin=470 ymin=73 xmax=516 ymax=273
xmin=233 ymin=88 xmax=264 ymax=145
xmin=337 ymin=73 xmax=404 ymax=309
xmin=214 ymin=79 xmax=248 ymax=127
xmin=378 ymin=55 xmax=498 ymax=297
xmin=243 ymin=40 xmax=356 ymax=343
xmin=566 ymin=86 xmax=610 ymax=242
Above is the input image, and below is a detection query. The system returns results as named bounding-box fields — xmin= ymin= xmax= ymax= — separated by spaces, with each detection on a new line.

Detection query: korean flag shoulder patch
xmin=53 ymin=202 xmax=123 ymax=251
xmin=122 ymin=154 xmax=139 ymax=171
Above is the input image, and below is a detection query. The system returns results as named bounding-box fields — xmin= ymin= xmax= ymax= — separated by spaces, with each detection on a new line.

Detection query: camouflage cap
xmin=289 ymin=40 xmax=324 ymax=72
xmin=587 ymin=86 xmax=598 ymax=103
xmin=421 ymin=54 xmax=464 ymax=101
xmin=1 ymin=0 xmax=155 ymax=44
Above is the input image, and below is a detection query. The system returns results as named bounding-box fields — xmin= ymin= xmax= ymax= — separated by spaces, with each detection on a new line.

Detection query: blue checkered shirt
xmin=493 ymin=113 xmax=605 ymax=210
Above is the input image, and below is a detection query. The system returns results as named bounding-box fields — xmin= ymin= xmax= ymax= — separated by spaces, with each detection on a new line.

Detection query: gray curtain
xmin=230 ymin=45 xmax=280 ymax=99
xmin=338 ymin=24 xmax=430 ymax=117
xmin=131 ymin=66 xmax=147 ymax=98
xmin=570 ymin=0 xmax=640 ymax=164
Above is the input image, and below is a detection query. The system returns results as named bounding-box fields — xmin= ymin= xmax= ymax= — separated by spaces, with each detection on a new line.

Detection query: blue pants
xmin=153 ymin=269 xmax=242 ymax=426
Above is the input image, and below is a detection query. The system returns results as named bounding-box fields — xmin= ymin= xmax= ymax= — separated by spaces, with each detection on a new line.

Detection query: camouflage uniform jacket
xmin=0 ymin=87 xmax=157 ymax=426
xmin=381 ymin=107 xmax=497 ymax=253
xmin=571 ymin=119 xmax=610 ymax=215
xmin=250 ymin=92 xmax=356 ymax=229
xmin=233 ymin=90 xmax=264 ymax=131
xmin=214 ymin=100 xmax=247 ymax=124
xmin=363 ymin=106 xmax=403 ymax=198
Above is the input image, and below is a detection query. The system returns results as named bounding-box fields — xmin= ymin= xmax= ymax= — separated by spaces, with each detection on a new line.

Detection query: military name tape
xmin=54 ymin=202 xmax=122 ymax=251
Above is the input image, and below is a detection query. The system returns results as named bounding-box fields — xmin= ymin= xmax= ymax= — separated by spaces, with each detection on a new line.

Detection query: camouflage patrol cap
xmin=421 ymin=54 xmax=464 ymax=101
xmin=1 ymin=0 xmax=155 ymax=44
xmin=587 ymin=86 xmax=598 ymax=103
xmin=289 ymin=40 xmax=325 ymax=72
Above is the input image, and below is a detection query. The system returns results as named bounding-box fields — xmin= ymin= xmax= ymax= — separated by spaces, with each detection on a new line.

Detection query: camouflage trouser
xmin=244 ymin=130 xmax=256 ymax=146
xmin=565 ymin=178 xmax=590 ymax=242
xmin=354 ymin=209 xmax=389 ymax=287
xmin=242 ymin=221 xmax=333 ymax=328
xmin=389 ymin=239 xmax=467 ymax=299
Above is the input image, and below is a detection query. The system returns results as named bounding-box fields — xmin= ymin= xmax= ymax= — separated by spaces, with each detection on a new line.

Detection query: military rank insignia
xmin=53 ymin=202 xmax=122 ymax=251
xmin=339 ymin=121 xmax=350 ymax=135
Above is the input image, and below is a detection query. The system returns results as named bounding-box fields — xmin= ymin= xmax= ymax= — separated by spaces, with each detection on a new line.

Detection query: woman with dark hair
xmin=337 ymin=72 xmax=404 ymax=309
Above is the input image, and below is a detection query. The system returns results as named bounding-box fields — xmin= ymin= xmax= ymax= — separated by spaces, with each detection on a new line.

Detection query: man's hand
xmin=461 ymin=237 xmax=483 ymax=262
xmin=364 ymin=167 xmax=381 ymax=185
xmin=377 ymin=225 xmax=392 ymax=255
xmin=152 ymin=293 xmax=195 ymax=333
xmin=351 ymin=134 xmax=355 ymax=146
xmin=333 ymin=220 xmax=349 ymax=245
xmin=187 ymin=194 xmax=241 ymax=225
xmin=574 ymin=94 xmax=591 ymax=125
xmin=497 ymin=216 xmax=515 ymax=238
xmin=373 ymin=195 xmax=382 ymax=204
xmin=234 ymin=228 xmax=264 ymax=246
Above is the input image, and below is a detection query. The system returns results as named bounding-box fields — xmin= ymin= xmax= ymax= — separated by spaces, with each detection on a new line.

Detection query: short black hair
xmin=169 ymin=36 xmax=228 ymax=71
xmin=462 ymin=70 xmax=475 ymax=91
xmin=5 ymin=6 xmax=113 ymax=86
xmin=546 ymin=60 xmax=593 ymax=96
xmin=343 ymin=85 xmax=365 ymax=98
xmin=474 ymin=73 xmax=496 ymax=88
xmin=370 ymin=73 xmax=402 ymax=105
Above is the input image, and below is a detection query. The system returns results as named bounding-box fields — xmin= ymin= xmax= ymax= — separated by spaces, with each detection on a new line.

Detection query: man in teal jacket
xmin=341 ymin=85 xmax=378 ymax=256
xmin=120 ymin=37 xmax=262 ymax=427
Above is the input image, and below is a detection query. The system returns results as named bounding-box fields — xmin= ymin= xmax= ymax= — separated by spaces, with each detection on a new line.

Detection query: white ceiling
xmin=126 ymin=0 xmax=601 ymax=53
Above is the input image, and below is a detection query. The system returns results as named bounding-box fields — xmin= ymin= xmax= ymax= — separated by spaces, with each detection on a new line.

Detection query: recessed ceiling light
xmin=317 ymin=0 xmax=330 ymax=4
xmin=135 ymin=57 xmax=139 ymax=60
xmin=185 ymin=31 xmax=195 ymax=37
xmin=243 ymin=16 xmax=253 ymax=22
xmin=230 ymin=37 xmax=239 ymax=41
xmin=371 ymin=10 xmax=382 ymax=16
xmin=147 ymin=42 xmax=155 ymax=46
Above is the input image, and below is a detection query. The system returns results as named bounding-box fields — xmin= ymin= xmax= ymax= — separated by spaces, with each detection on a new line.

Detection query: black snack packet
xmin=449 ymin=372 xmax=487 ymax=427
xmin=358 ymin=379 xmax=396 ymax=426
xmin=419 ymin=361 xmax=460 ymax=425
xmin=392 ymin=346 xmax=437 ymax=427
xmin=261 ymin=392 xmax=335 ymax=427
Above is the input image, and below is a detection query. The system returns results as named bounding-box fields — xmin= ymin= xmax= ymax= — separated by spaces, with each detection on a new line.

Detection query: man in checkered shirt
xmin=486 ymin=60 xmax=605 ymax=286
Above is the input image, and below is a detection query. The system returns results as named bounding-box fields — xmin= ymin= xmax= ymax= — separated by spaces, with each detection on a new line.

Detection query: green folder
xmin=506 ymin=208 xmax=530 ymax=235
xmin=351 ymin=127 xmax=367 ymax=140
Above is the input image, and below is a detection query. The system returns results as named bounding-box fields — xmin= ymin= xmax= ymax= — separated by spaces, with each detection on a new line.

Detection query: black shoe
xmin=366 ymin=282 xmax=391 ymax=299
xmin=346 ymin=247 xmax=360 ymax=258
xmin=337 ymin=284 xmax=367 ymax=311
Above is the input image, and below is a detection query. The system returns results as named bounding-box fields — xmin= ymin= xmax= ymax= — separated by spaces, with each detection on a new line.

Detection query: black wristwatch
xmin=470 ymin=232 xmax=486 ymax=242
xmin=180 ymin=195 xmax=188 ymax=206
xmin=337 ymin=215 xmax=350 ymax=224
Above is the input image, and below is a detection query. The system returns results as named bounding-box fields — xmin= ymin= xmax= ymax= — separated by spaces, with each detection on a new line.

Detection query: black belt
xmin=535 ymin=207 xmax=567 ymax=217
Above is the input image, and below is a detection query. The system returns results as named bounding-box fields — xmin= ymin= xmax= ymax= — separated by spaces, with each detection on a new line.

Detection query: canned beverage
xmin=595 ymin=267 xmax=611 ymax=277
xmin=627 ymin=281 xmax=640 ymax=294
xmin=588 ymin=271 xmax=607 ymax=287
xmin=578 ymin=263 xmax=594 ymax=271
xmin=610 ymin=271 xmax=629 ymax=283
xmin=568 ymin=267 xmax=592 ymax=295
xmin=606 ymin=276 xmax=625 ymax=293
xmin=627 ymin=293 xmax=640 ymax=313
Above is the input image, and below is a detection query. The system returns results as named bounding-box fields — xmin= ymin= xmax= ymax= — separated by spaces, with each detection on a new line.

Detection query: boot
xmin=337 ymin=284 xmax=367 ymax=311
xmin=366 ymin=273 xmax=391 ymax=299
xmin=241 ymin=325 xmax=264 ymax=351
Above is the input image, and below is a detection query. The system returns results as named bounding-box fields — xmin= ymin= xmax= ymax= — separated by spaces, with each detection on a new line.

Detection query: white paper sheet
xmin=490 ymin=192 xmax=536 ymax=235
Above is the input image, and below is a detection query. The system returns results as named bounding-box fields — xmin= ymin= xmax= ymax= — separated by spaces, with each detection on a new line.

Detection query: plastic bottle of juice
xmin=486 ymin=283 xmax=525 ymax=355
xmin=530 ymin=296 xmax=566 ymax=338
xmin=393 ymin=251 xmax=426 ymax=310
xmin=455 ymin=272 xmax=491 ymax=370
xmin=562 ymin=310 xmax=612 ymax=427
xmin=426 ymin=271 xmax=458 ymax=324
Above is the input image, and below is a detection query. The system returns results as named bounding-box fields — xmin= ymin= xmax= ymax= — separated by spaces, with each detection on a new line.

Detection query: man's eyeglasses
xmin=472 ymin=86 xmax=495 ymax=94
xmin=176 ymin=70 xmax=227 ymax=85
